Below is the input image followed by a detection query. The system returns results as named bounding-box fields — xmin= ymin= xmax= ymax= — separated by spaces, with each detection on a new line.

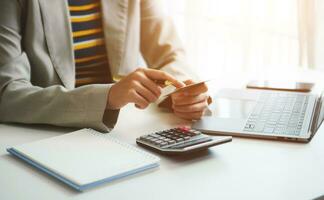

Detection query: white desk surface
xmin=0 ymin=103 xmax=324 ymax=200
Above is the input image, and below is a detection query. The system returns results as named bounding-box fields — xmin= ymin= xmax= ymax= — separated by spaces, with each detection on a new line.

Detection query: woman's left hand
xmin=171 ymin=80 xmax=210 ymax=120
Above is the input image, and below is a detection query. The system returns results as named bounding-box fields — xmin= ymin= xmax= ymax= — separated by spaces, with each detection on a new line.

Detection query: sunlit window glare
xmin=161 ymin=0 xmax=324 ymax=85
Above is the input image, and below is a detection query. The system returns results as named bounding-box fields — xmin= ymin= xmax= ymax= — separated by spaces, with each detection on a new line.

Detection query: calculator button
xmin=150 ymin=138 xmax=159 ymax=143
xmin=184 ymin=136 xmax=190 ymax=140
xmin=179 ymin=127 xmax=190 ymax=131
xmin=151 ymin=133 xmax=161 ymax=137
xmin=168 ymin=140 xmax=176 ymax=145
xmin=139 ymin=135 xmax=149 ymax=140
xmin=160 ymin=142 xmax=168 ymax=147
xmin=154 ymin=140 xmax=163 ymax=145
xmin=191 ymin=130 xmax=201 ymax=135
xmin=157 ymin=132 xmax=166 ymax=136
xmin=176 ymin=138 xmax=184 ymax=142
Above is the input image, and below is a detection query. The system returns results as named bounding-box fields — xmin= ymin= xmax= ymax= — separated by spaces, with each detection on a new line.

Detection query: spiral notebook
xmin=7 ymin=129 xmax=160 ymax=191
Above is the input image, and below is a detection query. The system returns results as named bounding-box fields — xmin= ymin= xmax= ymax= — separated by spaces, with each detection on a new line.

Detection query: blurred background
xmin=159 ymin=0 xmax=324 ymax=86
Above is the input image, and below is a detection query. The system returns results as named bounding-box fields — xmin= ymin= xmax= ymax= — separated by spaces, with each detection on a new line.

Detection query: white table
xmin=1 ymin=103 xmax=324 ymax=200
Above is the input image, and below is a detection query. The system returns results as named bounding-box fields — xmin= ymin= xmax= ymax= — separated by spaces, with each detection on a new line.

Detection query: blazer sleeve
xmin=0 ymin=0 xmax=119 ymax=132
xmin=140 ymin=0 xmax=197 ymax=81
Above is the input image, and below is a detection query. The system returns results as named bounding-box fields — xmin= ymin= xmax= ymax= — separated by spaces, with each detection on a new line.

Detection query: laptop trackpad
xmin=194 ymin=96 xmax=257 ymax=133
xmin=210 ymin=98 xmax=255 ymax=119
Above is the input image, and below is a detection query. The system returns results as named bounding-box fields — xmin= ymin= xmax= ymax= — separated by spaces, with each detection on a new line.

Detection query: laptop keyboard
xmin=243 ymin=92 xmax=309 ymax=135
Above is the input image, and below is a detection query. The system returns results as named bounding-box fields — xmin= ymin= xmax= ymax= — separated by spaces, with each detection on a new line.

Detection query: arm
xmin=140 ymin=0 xmax=197 ymax=81
xmin=139 ymin=0 xmax=210 ymax=120
xmin=0 ymin=0 xmax=118 ymax=132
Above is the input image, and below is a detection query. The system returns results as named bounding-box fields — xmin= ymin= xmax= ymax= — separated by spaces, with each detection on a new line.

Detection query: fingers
xmin=173 ymin=100 xmax=208 ymax=113
xmin=110 ymin=67 xmax=186 ymax=110
xmin=171 ymin=79 xmax=209 ymax=120
xmin=133 ymin=81 xmax=159 ymax=103
xmin=129 ymin=90 xmax=149 ymax=109
xmin=135 ymin=72 xmax=162 ymax=97
xmin=172 ymin=92 xmax=209 ymax=120
xmin=132 ymin=71 xmax=162 ymax=103
xmin=184 ymin=79 xmax=195 ymax=85
xmin=142 ymin=68 xmax=185 ymax=88
xmin=172 ymin=93 xmax=209 ymax=106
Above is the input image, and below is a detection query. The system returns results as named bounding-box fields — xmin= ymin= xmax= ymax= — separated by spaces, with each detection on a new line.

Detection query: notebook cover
xmin=7 ymin=129 xmax=160 ymax=191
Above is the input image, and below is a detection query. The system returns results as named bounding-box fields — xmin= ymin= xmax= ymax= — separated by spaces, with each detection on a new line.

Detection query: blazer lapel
xmin=101 ymin=0 xmax=129 ymax=77
xmin=38 ymin=0 xmax=75 ymax=89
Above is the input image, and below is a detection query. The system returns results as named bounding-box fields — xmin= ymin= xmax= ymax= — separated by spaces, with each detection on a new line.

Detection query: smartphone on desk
xmin=246 ymin=80 xmax=314 ymax=92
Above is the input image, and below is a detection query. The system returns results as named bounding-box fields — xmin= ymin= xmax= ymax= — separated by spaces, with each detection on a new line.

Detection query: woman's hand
xmin=171 ymin=80 xmax=210 ymax=120
xmin=107 ymin=68 xmax=185 ymax=110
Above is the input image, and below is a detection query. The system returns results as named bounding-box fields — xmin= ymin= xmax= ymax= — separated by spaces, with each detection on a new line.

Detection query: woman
xmin=0 ymin=0 xmax=209 ymax=132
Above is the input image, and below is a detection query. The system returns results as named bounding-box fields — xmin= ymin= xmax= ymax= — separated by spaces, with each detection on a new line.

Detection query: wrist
xmin=106 ymin=84 xmax=119 ymax=110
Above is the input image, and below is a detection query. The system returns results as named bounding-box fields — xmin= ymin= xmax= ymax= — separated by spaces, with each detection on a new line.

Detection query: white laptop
xmin=193 ymin=89 xmax=324 ymax=142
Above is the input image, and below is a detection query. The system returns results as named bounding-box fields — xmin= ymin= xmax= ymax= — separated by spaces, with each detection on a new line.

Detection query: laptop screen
xmin=315 ymin=93 xmax=324 ymax=131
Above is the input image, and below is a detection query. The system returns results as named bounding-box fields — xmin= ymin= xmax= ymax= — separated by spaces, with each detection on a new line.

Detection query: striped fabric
xmin=68 ymin=0 xmax=112 ymax=87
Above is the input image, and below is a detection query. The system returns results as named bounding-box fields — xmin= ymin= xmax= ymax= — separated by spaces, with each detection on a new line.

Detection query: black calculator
xmin=136 ymin=127 xmax=232 ymax=154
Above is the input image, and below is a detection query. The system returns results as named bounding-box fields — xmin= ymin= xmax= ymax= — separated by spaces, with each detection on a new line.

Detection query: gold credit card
xmin=163 ymin=80 xmax=210 ymax=97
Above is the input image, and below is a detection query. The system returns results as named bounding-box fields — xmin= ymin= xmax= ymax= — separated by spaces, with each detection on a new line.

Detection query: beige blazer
xmin=0 ymin=0 xmax=192 ymax=132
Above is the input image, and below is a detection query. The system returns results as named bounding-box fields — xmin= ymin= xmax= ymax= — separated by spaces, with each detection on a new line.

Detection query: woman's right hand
xmin=107 ymin=68 xmax=185 ymax=110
